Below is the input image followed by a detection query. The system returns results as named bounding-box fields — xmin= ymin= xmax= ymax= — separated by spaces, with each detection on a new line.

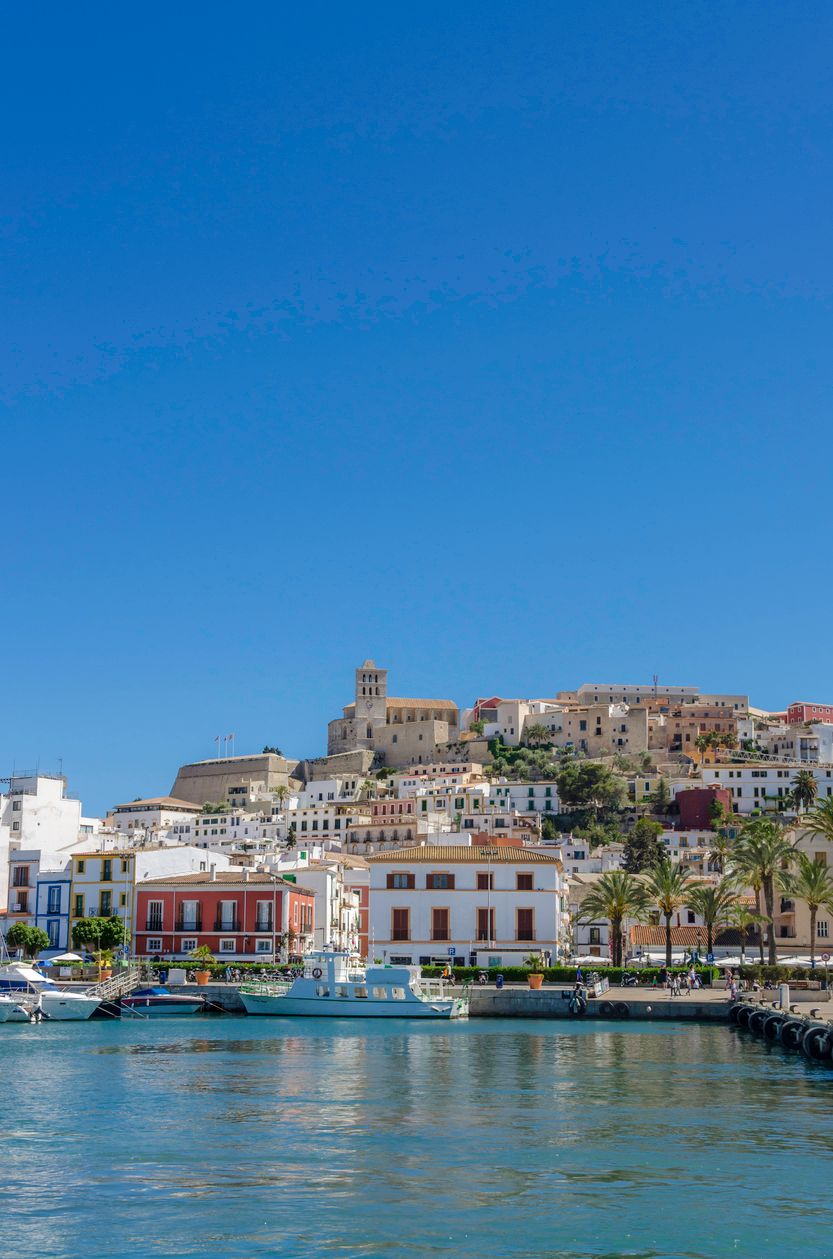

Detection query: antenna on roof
xmin=653 ymin=673 xmax=659 ymax=698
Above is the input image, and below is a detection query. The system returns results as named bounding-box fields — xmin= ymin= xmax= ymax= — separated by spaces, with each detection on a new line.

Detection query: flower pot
xmin=527 ymin=973 xmax=544 ymax=990
xmin=99 ymin=967 xmax=112 ymax=981
xmin=195 ymin=970 xmax=211 ymax=986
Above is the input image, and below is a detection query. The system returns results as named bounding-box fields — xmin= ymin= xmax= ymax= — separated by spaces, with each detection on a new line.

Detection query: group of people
xmin=663 ymin=967 xmax=703 ymax=997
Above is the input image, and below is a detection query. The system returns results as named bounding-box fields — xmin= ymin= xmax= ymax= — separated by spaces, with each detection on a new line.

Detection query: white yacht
xmin=240 ymin=951 xmax=468 ymax=1019
xmin=0 ymin=963 xmax=101 ymax=1021
xmin=0 ymin=993 xmax=38 ymax=1023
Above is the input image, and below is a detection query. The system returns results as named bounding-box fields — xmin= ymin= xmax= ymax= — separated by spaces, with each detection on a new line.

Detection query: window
xmin=516 ymin=908 xmax=535 ymax=941
xmin=476 ymin=907 xmax=495 ymax=942
xmin=146 ymin=937 xmax=163 ymax=953
xmin=12 ymin=867 xmax=29 ymax=888
xmin=146 ymin=900 xmax=163 ymax=930
xmin=687 ymin=911 xmax=696 ymax=924
xmin=121 ymin=859 xmax=129 ymax=874
xmin=256 ymin=901 xmax=273 ymax=931
xmin=219 ymin=939 xmax=236 ymax=953
xmin=476 ymin=872 xmax=494 ymax=891
xmin=181 ymin=938 xmax=197 ymax=952
xmin=77 ymin=860 xmax=85 ymax=874
xmin=387 ymin=873 xmax=415 ymax=890
xmin=102 ymin=859 xmax=112 ymax=882
xmin=47 ymin=886 xmax=62 ymax=914
xmin=354 ymin=985 xmax=368 ymax=998
xmin=12 ymin=800 xmax=21 ymax=811
xmin=391 ymin=987 xmax=406 ymax=1000
xmin=392 ymin=908 xmax=410 ymax=941
xmin=99 ymin=891 xmax=112 ymax=916
xmin=46 ymin=920 xmax=60 ymax=948
xmin=255 ymin=939 xmax=272 ymax=953
xmin=431 ymin=907 xmax=450 ymax=941
xmin=371 ymin=987 xmax=388 ymax=999
xmin=120 ymin=893 xmax=127 ymax=907
xmin=516 ymin=873 xmax=533 ymax=891
xmin=589 ymin=927 xmax=601 ymax=946
xmin=818 ymin=922 xmax=829 ymax=938
xmin=427 ymin=873 xmax=454 ymax=890
xmin=74 ymin=894 xmax=84 ymax=918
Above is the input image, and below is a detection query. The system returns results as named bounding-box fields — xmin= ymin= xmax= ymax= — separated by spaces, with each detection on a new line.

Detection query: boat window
xmin=391 ymin=987 xmax=406 ymax=1000
xmin=371 ymin=986 xmax=388 ymax=1000
xmin=315 ymin=984 xmax=330 ymax=997
xmin=335 ymin=985 xmax=350 ymax=998
xmin=354 ymin=985 xmax=368 ymax=999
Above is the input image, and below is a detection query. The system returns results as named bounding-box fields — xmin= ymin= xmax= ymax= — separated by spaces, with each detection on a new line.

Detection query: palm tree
xmin=524 ymin=724 xmax=551 ymax=748
xmin=686 ymin=880 xmax=739 ymax=959
xmin=274 ymin=785 xmax=289 ymax=811
xmin=708 ymin=830 xmax=732 ymax=875
xmin=787 ymin=853 xmax=833 ymax=966
xmin=643 ymin=859 xmax=692 ymax=969
xmin=731 ymin=818 xmax=798 ymax=964
xmin=802 ymin=796 xmax=833 ymax=843
xmin=578 ymin=872 xmax=650 ymax=967
xmin=723 ymin=903 xmax=768 ymax=966
xmin=791 ymin=770 xmax=818 ymax=815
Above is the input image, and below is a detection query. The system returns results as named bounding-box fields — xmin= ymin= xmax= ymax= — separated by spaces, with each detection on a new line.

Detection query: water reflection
xmin=2 ymin=1019 xmax=833 ymax=1258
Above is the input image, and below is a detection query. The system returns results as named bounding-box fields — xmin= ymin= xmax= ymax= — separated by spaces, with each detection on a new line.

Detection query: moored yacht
xmin=240 ymin=951 xmax=468 ymax=1019
xmin=0 ymin=963 xmax=101 ymax=1021
xmin=120 ymin=986 xmax=204 ymax=1018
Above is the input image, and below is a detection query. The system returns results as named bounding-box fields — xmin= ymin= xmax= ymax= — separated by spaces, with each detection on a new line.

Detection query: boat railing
xmin=240 ymin=980 xmax=293 ymax=997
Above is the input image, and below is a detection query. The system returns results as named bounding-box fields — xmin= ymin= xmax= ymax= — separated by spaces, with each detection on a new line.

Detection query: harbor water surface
xmin=3 ymin=1017 xmax=833 ymax=1258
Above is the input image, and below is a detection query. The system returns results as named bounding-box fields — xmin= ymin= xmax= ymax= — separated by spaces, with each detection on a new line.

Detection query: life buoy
xmin=312 ymin=967 xmax=323 ymax=980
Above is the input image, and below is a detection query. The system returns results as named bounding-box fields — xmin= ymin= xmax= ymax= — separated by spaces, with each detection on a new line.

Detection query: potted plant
xmin=189 ymin=945 xmax=215 ymax=985
xmin=526 ymin=954 xmax=545 ymax=990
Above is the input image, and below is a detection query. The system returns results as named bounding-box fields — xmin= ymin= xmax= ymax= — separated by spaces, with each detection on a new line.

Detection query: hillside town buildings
xmin=4 ymin=659 xmax=833 ymax=967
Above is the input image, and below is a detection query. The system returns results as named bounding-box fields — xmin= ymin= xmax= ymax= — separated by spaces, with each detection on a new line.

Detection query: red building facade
xmin=787 ymin=702 xmax=833 ymax=725
xmin=134 ymin=870 xmax=314 ymax=961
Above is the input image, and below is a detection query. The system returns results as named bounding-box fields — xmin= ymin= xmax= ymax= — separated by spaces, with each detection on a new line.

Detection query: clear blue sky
xmin=3 ymin=4 xmax=832 ymax=814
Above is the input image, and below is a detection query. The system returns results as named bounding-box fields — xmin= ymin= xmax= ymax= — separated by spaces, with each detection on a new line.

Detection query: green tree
xmin=285 ymin=822 xmax=297 ymax=850
xmin=649 ymin=778 xmax=672 ymax=816
xmin=262 ymin=745 xmax=283 ymax=756
xmin=731 ymin=819 xmax=798 ymax=964
xmin=724 ymin=902 xmax=767 ymax=965
xmin=622 ymin=819 xmax=665 ymax=874
xmin=574 ymin=820 xmax=623 ymax=850
xmin=72 ymin=915 xmax=128 ymax=959
xmin=5 ymin=923 xmax=51 ymax=959
xmin=803 ymin=797 xmax=833 ymax=842
xmin=556 ymin=761 xmax=626 ymax=812
xmin=469 ymin=719 xmax=486 ymax=736
xmin=788 ymin=852 xmax=833 ymax=966
xmin=792 ymin=770 xmax=818 ymax=815
xmin=524 ymin=724 xmax=551 ymax=748
xmin=274 ymin=785 xmax=289 ymax=810
xmin=643 ymin=859 xmax=692 ymax=968
xmin=686 ymin=880 xmax=739 ymax=958
xmin=578 ymin=872 xmax=650 ymax=967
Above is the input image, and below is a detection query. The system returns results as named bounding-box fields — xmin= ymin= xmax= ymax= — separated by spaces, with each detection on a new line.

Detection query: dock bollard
xmin=779 ymin=983 xmax=790 ymax=1011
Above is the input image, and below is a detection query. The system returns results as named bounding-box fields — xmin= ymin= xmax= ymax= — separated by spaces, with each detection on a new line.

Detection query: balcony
xmin=214 ymin=919 xmax=240 ymax=932
xmin=254 ymin=920 xmax=274 ymax=933
xmin=145 ymin=920 xmax=164 ymax=932
xmin=175 ymin=919 xmax=203 ymax=932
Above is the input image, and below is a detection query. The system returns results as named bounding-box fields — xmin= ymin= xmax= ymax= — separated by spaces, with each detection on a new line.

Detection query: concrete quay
xmin=171 ymin=981 xmax=739 ymax=1021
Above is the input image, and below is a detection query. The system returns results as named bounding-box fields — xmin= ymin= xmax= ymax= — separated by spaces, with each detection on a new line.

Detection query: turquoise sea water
xmin=3 ymin=1016 xmax=832 ymax=1259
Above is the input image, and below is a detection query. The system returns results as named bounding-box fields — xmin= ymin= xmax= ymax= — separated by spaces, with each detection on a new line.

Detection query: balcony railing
xmin=214 ymin=919 xmax=240 ymax=932
xmin=175 ymin=919 xmax=203 ymax=932
xmin=515 ymin=933 xmax=536 ymax=942
xmin=145 ymin=919 xmax=164 ymax=931
xmin=254 ymin=920 xmax=274 ymax=933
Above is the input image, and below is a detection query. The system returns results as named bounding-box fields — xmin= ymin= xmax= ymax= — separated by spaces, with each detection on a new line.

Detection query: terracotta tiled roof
xmin=386 ymin=697 xmax=458 ymax=710
xmin=138 ymin=871 xmax=315 ymax=894
xmin=629 ymin=925 xmax=752 ymax=947
xmin=367 ymin=845 xmax=560 ymax=864
xmin=112 ymin=796 xmax=202 ymax=811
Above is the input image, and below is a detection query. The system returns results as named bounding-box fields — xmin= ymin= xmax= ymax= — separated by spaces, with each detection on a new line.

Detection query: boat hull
xmin=39 ymin=993 xmax=101 ymax=1021
xmin=241 ymin=993 xmax=466 ymax=1018
xmin=121 ymin=999 xmax=204 ymax=1018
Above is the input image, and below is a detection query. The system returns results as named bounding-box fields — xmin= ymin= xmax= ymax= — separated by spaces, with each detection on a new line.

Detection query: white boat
xmin=0 ymin=963 xmax=101 ymax=1021
xmin=0 ymin=993 xmax=37 ymax=1023
xmin=120 ymin=986 xmax=204 ymax=1018
xmin=240 ymin=951 xmax=468 ymax=1019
